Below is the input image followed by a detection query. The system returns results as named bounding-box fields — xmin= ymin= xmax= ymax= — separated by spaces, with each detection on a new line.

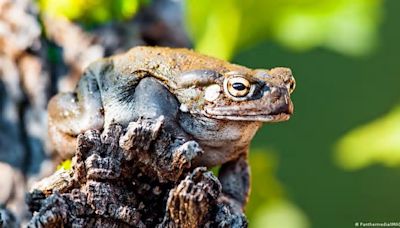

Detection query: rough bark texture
xmin=0 ymin=0 xmax=191 ymax=225
xmin=26 ymin=121 xmax=247 ymax=227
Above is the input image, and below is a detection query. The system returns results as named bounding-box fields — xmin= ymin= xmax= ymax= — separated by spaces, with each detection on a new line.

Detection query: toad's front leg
xmin=48 ymin=61 xmax=107 ymax=158
xmin=218 ymin=153 xmax=250 ymax=212
xmin=118 ymin=77 xmax=203 ymax=182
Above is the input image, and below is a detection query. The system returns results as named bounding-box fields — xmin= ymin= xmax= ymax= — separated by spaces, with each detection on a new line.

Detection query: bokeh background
xmin=1 ymin=0 xmax=400 ymax=227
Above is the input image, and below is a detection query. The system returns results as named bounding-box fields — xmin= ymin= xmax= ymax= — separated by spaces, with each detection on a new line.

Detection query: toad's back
xmin=106 ymin=46 xmax=251 ymax=90
xmin=81 ymin=46 xmax=247 ymax=134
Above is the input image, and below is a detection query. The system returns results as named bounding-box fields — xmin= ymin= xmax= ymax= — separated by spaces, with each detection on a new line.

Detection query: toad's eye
xmin=226 ymin=77 xmax=251 ymax=97
xmin=287 ymin=78 xmax=296 ymax=94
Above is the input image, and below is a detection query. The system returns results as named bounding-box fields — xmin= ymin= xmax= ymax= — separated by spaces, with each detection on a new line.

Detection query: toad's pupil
xmin=232 ymin=82 xmax=246 ymax=91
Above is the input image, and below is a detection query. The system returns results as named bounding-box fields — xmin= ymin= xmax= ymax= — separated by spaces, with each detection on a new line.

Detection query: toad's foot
xmin=154 ymin=140 xmax=204 ymax=183
xmin=171 ymin=140 xmax=203 ymax=170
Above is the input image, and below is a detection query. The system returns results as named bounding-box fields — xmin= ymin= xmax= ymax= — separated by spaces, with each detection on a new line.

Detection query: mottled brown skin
xmin=48 ymin=46 xmax=295 ymax=210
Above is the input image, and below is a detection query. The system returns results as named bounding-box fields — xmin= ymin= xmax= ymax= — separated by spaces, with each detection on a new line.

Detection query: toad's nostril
xmin=270 ymin=87 xmax=279 ymax=95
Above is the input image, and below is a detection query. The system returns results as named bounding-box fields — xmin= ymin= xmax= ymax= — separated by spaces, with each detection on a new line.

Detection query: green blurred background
xmin=234 ymin=1 xmax=400 ymax=227
xmin=38 ymin=0 xmax=400 ymax=227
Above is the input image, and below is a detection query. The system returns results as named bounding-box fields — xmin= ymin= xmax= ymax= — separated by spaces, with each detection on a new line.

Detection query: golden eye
xmin=287 ymin=78 xmax=296 ymax=94
xmin=226 ymin=77 xmax=251 ymax=97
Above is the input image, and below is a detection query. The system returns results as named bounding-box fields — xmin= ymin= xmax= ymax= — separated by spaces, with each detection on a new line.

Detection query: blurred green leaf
xmin=38 ymin=0 xmax=142 ymax=24
xmin=247 ymin=150 xmax=309 ymax=228
xmin=251 ymin=199 xmax=310 ymax=228
xmin=185 ymin=0 xmax=241 ymax=60
xmin=185 ymin=0 xmax=382 ymax=59
xmin=247 ymin=150 xmax=283 ymax=217
xmin=274 ymin=0 xmax=382 ymax=56
xmin=335 ymin=106 xmax=400 ymax=170
xmin=57 ymin=159 xmax=72 ymax=170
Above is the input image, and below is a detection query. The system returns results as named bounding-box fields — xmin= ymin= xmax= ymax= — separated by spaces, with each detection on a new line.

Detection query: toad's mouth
xmin=203 ymin=101 xmax=294 ymax=123
xmin=204 ymin=112 xmax=291 ymax=122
